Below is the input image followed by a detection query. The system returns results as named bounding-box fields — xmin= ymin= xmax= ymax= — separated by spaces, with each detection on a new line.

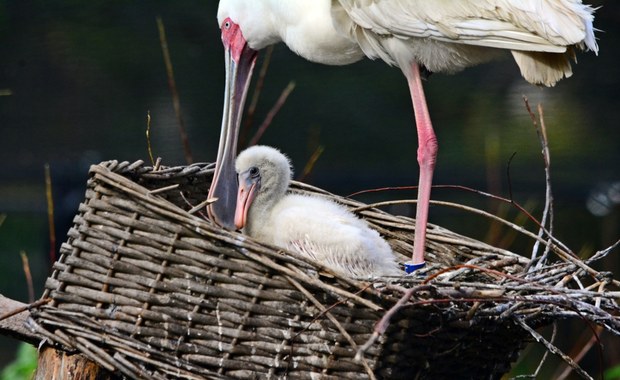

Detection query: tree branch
xmin=0 ymin=294 xmax=46 ymax=345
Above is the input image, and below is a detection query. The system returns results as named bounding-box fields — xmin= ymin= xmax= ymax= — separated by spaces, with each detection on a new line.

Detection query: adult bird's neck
xmin=270 ymin=0 xmax=364 ymax=65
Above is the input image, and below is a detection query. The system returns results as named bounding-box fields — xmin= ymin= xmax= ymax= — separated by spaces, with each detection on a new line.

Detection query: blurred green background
xmin=1 ymin=1 xmax=618 ymax=377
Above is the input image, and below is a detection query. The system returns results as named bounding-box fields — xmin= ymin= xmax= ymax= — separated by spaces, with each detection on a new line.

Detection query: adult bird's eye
xmin=249 ymin=167 xmax=259 ymax=178
xmin=224 ymin=21 xmax=231 ymax=30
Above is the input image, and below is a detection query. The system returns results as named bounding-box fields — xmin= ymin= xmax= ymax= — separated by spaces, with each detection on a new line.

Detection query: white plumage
xmin=217 ymin=0 xmax=598 ymax=86
xmin=209 ymin=0 xmax=598 ymax=273
xmin=234 ymin=145 xmax=401 ymax=278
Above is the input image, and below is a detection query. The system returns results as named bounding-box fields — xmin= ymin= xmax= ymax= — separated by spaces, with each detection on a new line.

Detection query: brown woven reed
xmin=29 ymin=160 xmax=620 ymax=380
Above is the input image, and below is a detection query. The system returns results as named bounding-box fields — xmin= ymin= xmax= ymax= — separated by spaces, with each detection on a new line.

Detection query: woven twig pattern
xmin=29 ymin=160 xmax=620 ymax=379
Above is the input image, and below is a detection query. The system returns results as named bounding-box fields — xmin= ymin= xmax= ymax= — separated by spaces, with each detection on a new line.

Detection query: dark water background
xmin=1 ymin=1 xmax=619 ymax=377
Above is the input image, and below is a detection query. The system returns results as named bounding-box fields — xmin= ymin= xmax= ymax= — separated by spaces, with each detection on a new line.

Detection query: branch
xmin=0 ymin=294 xmax=46 ymax=345
xmin=157 ymin=16 xmax=193 ymax=164
xmin=248 ymin=81 xmax=296 ymax=146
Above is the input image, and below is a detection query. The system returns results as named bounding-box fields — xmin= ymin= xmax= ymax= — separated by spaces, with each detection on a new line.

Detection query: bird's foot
xmin=404 ymin=261 xmax=425 ymax=274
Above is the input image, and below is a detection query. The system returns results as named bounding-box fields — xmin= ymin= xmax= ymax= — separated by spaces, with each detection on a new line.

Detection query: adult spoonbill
xmin=234 ymin=145 xmax=401 ymax=278
xmin=208 ymin=0 xmax=598 ymax=273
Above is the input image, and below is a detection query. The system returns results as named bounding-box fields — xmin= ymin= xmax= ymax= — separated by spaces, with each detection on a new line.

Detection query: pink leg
xmin=405 ymin=63 xmax=438 ymax=272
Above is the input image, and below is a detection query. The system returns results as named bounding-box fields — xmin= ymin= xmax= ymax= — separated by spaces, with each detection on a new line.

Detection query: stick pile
xmin=28 ymin=160 xmax=620 ymax=379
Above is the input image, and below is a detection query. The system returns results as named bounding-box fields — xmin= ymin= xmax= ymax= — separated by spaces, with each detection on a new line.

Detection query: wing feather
xmin=334 ymin=0 xmax=597 ymax=53
xmin=332 ymin=0 xmax=597 ymax=85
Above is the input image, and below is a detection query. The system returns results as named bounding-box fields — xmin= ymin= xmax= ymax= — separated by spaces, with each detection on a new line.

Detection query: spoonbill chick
xmin=234 ymin=145 xmax=401 ymax=278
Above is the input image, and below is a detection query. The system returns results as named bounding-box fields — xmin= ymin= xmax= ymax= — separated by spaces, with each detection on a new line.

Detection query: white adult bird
xmin=208 ymin=0 xmax=598 ymax=273
xmin=234 ymin=145 xmax=401 ymax=278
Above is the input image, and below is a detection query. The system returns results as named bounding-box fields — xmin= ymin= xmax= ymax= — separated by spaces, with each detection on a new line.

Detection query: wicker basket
xmin=29 ymin=160 xmax=619 ymax=379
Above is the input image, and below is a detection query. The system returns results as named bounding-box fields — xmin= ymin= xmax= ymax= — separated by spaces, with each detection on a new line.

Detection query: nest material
xmin=29 ymin=160 xmax=620 ymax=380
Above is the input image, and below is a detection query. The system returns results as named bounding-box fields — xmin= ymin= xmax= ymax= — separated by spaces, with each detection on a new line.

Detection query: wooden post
xmin=2 ymin=295 xmax=118 ymax=380
xmin=33 ymin=346 xmax=118 ymax=380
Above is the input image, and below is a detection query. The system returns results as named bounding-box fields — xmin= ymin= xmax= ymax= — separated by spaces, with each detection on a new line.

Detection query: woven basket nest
xmin=28 ymin=159 xmax=620 ymax=380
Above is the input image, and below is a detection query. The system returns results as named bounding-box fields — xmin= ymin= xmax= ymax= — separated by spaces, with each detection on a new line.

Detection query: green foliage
xmin=0 ymin=343 xmax=37 ymax=380
xmin=606 ymin=364 xmax=620 ymax=380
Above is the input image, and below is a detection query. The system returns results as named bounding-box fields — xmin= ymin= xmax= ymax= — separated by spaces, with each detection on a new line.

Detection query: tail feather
xmin=511 ymin=50 xmax=575 ymax=87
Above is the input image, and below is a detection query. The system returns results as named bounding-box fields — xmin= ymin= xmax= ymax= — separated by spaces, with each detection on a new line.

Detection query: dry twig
xmin=523 ymin=98 xmax=555 ymax=271
xmin=248 ymin=81 xmax=296 ymax=146
xmin=44 ymin=163 xmax=56 ymax=264
xmin=146 ymin=110 xmax=156 ymax=166
xmin=240 ymin=45 xmax=274 ymax=146
xmin=20 ymin=251 xmax=35 ymax=303
xmin=156 ymin=17 xmax=193 ymax=164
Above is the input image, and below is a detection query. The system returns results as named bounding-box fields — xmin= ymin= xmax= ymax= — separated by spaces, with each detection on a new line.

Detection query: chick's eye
xmin=249 ymin=167 xmax=260 ymax=178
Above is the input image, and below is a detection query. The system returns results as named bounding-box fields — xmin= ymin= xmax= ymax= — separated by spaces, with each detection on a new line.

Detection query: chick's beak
xmin=234 ymin=170 xmax=259 ymax=230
